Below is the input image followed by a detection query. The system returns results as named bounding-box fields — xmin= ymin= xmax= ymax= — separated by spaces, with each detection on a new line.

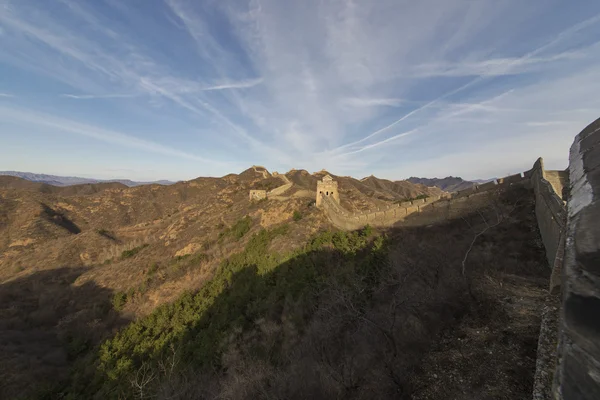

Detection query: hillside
xmin=0 ymin=168 xmax=548 ymax=400
xmin=0 ymin=171 xmax=176 ymax=187
xmin=360 ymin=175 xmax=444 ymax=200
xmin=407 ymin=176 xmax=476 ymax=192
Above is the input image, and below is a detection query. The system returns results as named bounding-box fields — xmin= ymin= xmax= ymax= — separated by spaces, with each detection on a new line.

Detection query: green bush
xmin=148 ymin=263 xmax=159 ymax=276
xmin=292 ymin=210 xmax=302 ymax=221
xmin=120 ymin=244 xmax=149 ymax=259
xmin=65 ymin=226 xmax=387 ymax=397
xmin=218 ymin=216 xmax=252 ymax=241
xmin=111 ymin=292 xmax=127 ymax=311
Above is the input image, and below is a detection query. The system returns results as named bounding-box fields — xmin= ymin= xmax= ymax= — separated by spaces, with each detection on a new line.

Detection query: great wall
xmin=248 ymin=118 xmax=600 ymax=399
xmin=248 ymin=167 xmax=293 ymax=201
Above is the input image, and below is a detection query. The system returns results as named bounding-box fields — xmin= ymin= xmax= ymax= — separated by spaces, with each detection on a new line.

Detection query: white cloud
xmin=0 ymin=105 xmax=219 ymax=164
xmin=1 ymin=0 xmax=599 ymax=178
xmin=200 ymin=78 xmax=263 ymax=91
xmin=409 ymin=51 xmax=587 ymax=78
xmin=341 ymin=97 xmax=406 ymax=108
xmin=61 ymin=93 xmax=135 ymax=99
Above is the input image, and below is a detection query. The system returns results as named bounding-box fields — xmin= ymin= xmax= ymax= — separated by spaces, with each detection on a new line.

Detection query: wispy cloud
xmin=0 ymin=93 xmax=14 ymax=97
xmin=341 ymin=97 xmax=406 ymax=108
xmin=409 ymin=51 xmax=587 ymax=78
xmin=0 ymin=105 xmax=218 ymax=164
xmin=61 ymin=93 xmax=135 ymax=99
xmin=1 ymin=0 xmax=599 ymax=179
xmin=200 ymin=78 xmax=263 ymax=91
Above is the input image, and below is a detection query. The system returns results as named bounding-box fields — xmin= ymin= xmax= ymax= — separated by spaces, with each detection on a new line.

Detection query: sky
xmin=1 ymin=0 xmax=600 ymax=181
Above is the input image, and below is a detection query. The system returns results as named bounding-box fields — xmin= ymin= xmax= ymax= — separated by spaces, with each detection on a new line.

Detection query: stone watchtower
xmin=316 ymin=174 xmax=340 ymax=207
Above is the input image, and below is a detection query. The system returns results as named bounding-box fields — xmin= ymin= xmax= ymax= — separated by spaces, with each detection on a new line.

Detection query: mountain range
xmin=0 ymin=165 xmax=545 ymax=399
xmin=0 ymin=170 xmax=489 ymax=195
xmin=0 ymin=171 xmax=176 ymax=187
xmin=406 ymin=176 xmax=489 ymax=192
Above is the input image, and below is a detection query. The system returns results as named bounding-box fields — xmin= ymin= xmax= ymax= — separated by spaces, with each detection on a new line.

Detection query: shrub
xmin=121 ymin=244 xmax=149 ymax=259
xmin=231 ymin=216 xmax=252 ymax=239
xmin=219 ymin=216 xmax=253 ymax=241
xmin=111 ymin=292 xmax=127 ymax=311
xmin=292 ymin=211 xmax=302 ymax=221
xmin=148 ymin=263 xmax=159 ymax=276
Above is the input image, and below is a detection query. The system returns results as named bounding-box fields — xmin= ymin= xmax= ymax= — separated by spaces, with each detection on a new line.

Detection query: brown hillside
xmin=0 ymin=165 xmax=550 ymax=399
xmin=0 ymin=168 xmax=334 ymax=397
xmin=0 ymin=175 xmax=129 ymax=195
xmin=360 ymin=175 xmax=444 ymax=200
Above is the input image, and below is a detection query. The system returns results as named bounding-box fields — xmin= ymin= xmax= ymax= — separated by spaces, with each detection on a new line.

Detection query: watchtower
xmin=316 ymin=175 xmax=339 ymax=207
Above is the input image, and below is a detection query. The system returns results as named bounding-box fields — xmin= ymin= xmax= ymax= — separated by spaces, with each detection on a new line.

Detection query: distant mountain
xmin=407 ymin=176 xmax=477 ymax=193
xmin=0 ymin=171 xmax=176 ymax=187
xmin=472 ymin=178 xmax=497 ymax=184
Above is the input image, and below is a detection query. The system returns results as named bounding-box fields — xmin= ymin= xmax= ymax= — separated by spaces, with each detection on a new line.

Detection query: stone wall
xmin=267 ymin=174 xmax=293 ymax=197
xmin=528 ymin=158 xmax=568 ymax=292
xmin=319 ymin=118 xmax=600 ymax=400
xmin=320 ymin=161 xmax=569 ymax=287
xmin=544 ymin=170 xmax=569 ymax=201
xmin=553 ymin=117 xmax=600 ymax=399
xmin=249 ymin=190 xmax=267 ymax=201
xmin=320 ymin=171 xmax=531 ymax=231
xmin=249 ymin=172 xmax=292 ymax=200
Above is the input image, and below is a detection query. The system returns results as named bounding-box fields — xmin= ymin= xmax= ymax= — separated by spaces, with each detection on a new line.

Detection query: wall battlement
xmin=319 ymin=171 xmax=533 ymax=231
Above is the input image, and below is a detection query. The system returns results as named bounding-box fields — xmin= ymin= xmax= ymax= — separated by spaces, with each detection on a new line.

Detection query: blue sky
xmin=1 ymin=0 xmax=600 ymax=181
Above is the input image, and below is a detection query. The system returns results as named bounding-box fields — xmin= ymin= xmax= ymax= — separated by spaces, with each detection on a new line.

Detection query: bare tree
xmin=130 ymin=362 xmax=156 ymax=399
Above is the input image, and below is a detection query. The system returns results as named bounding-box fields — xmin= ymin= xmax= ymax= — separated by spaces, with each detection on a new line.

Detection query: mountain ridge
xmin=0 ymin=171 xmax=176 ymax=187
xmin=407 ymin=176 xmax=478 ymax=192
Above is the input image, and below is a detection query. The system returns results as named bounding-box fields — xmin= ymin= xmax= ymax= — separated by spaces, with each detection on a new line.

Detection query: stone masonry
xmin=316 ymin=174 xmax=340 ymax=208
xmin=553 ymin=117 xmax=600 ymax=399
xmin=249 ymin=190 xmax=267 ymax=201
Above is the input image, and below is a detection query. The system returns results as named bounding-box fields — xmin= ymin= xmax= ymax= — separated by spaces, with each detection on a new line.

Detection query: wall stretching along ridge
xmin=319 ymin=168 xmax=536 ymax=231
xmin=318 ymin=117 xmax=600 ymax=400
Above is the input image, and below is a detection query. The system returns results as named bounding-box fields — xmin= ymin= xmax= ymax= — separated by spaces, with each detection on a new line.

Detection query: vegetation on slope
xmin=2 ymin=186 xmax=548 ymax=400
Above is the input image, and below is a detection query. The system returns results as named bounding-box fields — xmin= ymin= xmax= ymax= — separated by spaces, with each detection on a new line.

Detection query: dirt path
xmin=410 ymin=272 xmax=549 ymax=399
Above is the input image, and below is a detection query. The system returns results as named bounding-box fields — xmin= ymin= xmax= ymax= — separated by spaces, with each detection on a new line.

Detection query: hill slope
xmin=0 ymin=168 xmax=548 ymax=400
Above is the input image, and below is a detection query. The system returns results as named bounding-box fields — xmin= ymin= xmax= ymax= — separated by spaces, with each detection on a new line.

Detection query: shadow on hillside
xmin=68 ymin=186 xmax=550 ymax=400
xmin=97 ymin=229 xmax=122 ymax=243
xmin=0 ymin=267 xmax=127 ymax=399
xmin=40 ymin=203 xmax=81 ymax=234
